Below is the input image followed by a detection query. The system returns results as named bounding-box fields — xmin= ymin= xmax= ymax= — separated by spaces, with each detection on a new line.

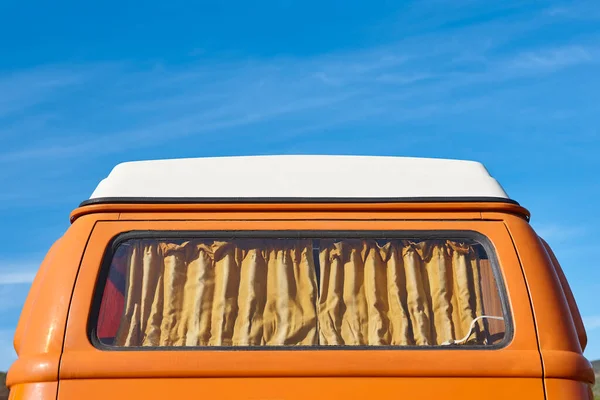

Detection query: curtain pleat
xmin=114 ymin=239 xmax=318 ymax=347
xmin=111 ymin=239 xmax=491 ymax=347
xmin=318 ymin=240 xmax=486 ymax=346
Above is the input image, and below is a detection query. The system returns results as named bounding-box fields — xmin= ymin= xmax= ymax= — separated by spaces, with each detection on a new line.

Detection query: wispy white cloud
xmin=506 ymin=46 xmax=595 ymax=71
xmin=543 ymin=1 xmax=600 ymax=20
xmin=0 ymin=262 xmax=39 ymax=285
xmin=374 ymin=73 xmax=435 ymax=85
xmin=0 ymin=41 xmax=596 ymax=165
xmin=0 ymin=284 xmax=30 ymax=314
xmin=544 ymin=7 xmax=569 ymax=17
xmin=0 ymin=272 xmax=37 ymax=285
xmin=533 ymin=223 xmax=587 ymax=243
xmin=0 ymin=329 xmax=17 ymax=371
xmin=0 ymin=63 xmax=113 ymax=120
xmin=0 ymin=265 xmax=35 ymax=324
xmin=584 ymin=316 xmax=600 ymax=331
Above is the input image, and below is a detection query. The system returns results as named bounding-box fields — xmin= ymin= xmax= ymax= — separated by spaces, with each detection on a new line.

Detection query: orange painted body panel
xmin=503 ymin=215 xmax=594 ymax=384
xmin=59 ymin=377 xmax=543 ymax=400
xmin=545 ymin=379 xmax=595 ymax=400
xmin=69 ymin=201 xmax=531 ymax=222
xmin=61 ymin=219 xmax=540 ymax=379
xmin=8 ymin=382 xmax=58 ymax=400
xmin=541 ymin=238 xmax=588 ymax=352
xmin=6 ymin=202 xmax=594 ymax=400
xmin=6 ymin=214 xmax=118 ymax=391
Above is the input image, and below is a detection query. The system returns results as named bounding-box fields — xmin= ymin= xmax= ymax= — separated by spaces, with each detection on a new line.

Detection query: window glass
xmin=95 ymin=236 xmax=507 ymax=348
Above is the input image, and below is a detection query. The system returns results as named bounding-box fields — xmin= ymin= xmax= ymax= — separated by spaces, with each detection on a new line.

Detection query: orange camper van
xmin=6 ymin=155 xmax=595 ymax=399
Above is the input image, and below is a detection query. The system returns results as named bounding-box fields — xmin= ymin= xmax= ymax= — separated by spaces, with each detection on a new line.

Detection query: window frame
xmin=88 ymin=229 xmax=514 ymax=352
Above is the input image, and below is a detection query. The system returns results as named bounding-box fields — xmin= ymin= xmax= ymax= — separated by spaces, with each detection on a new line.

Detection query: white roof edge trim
xmin=88 ymin=155 xmax=510 ymax=200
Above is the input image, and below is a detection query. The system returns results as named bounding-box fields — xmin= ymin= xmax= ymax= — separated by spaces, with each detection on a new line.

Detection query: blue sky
xmin=1 ymin=0 xmax=599 ymax=370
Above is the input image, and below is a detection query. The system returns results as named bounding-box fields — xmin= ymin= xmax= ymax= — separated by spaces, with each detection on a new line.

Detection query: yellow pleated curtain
xmin=111 ymin=238 xmax=502 ymax=347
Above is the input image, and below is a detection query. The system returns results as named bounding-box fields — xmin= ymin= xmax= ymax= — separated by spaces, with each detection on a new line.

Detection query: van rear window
xmin=94 ymin=234 xmax=507 ymax=349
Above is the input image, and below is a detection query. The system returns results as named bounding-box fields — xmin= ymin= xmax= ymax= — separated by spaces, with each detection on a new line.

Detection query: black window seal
xmin=79 ymin=196 xmax=520 ymax=207
xmin=87 ymin=229 xmax=514 ymax=352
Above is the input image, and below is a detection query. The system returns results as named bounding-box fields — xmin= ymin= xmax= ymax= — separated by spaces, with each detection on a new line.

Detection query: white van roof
xmin=86 ymin=155 xmax=510 ymax=203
